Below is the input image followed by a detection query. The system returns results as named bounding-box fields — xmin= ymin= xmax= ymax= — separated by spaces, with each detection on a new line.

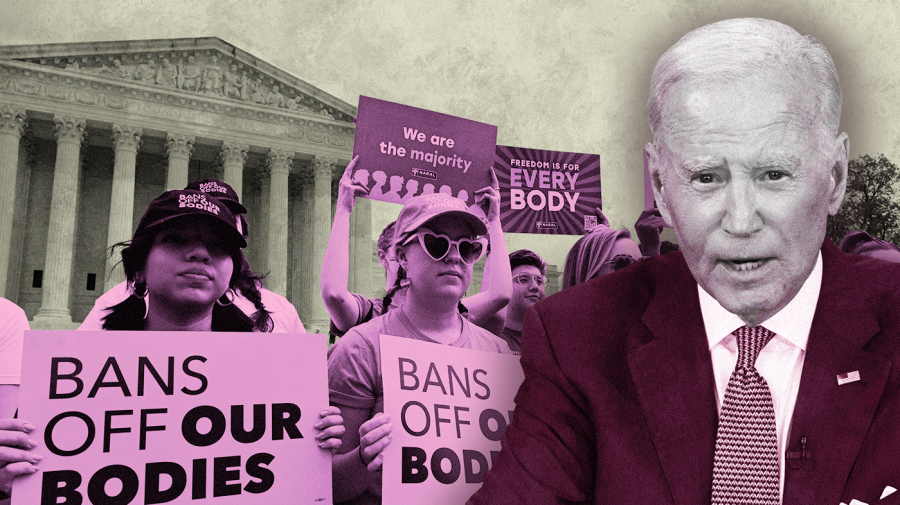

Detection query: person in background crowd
xmin=0 ymin=190 xmax=344 ymax=502
xmin=0 ymin=295 xmax=29 ymax=503
xmin=327 ymin=192 xmax=512 ymax=504
xmin=498 ymin=250 xmax=547 ymax=354
xmin=838 ymin=230 xmax=900 ymax=263
xmin=0 ymin=298 xmax=27 ymax=420
xmin=80 ymin=179 xmax=306 ymax=333
xmin=322 ymin=157 xmax=511 ymax=342
xmin=0 ymin=300 xmax=33 ymax=503
xmin=560 ymin=206 xmax=666 ymax=291
xmin=561 ymin=224 xmax=641 ymax=290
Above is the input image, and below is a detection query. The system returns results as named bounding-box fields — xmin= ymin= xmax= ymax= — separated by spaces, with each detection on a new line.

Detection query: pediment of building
xmin=0 ymin=38 xmax=356 ymax=124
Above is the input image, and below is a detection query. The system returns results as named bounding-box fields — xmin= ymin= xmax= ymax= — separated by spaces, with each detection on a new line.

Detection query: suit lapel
xmin=783 ymin=241 xmax=891 ymax=505
xmin=628 ymin=254 xmax=718 ymax=504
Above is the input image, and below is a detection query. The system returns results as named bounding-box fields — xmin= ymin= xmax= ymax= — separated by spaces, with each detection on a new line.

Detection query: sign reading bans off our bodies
xmin=495 ymin=145 xmax=602 ymax=235
xmin=380 ymin=335 xmax=524 ymax=505
xmin=14 ymin=331 xmax=331 ymax=505
xmin=352 ymin=96 xmax=497 ymax=207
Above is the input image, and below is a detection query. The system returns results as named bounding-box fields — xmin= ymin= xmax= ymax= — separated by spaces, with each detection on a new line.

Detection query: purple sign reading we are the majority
xmin=352 ymin=96 xmax=497 ymax=207
xmin=495 ymin=145 xmax=602 ymax=235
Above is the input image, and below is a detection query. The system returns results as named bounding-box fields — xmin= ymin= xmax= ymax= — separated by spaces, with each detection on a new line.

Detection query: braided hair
xmin=102 ymin=220 xmax=272 ymax=332
xmin=380 ymin=265 xmax=408 ymax=316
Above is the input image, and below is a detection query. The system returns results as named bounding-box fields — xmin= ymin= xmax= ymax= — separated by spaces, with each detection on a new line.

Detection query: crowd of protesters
xmin=1 ymin=162 xmax=899 ymax=503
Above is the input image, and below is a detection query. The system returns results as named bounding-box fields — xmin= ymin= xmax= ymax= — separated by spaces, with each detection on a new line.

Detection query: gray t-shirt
xmin=327 ymin=304 xmax=512 ymax=415
xmin=327 ymin=304 xmax=511 ymax=505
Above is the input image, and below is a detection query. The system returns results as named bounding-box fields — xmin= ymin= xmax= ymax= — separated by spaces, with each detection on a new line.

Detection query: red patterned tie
xmin=711 ymin=325 xmax=780 ymax=505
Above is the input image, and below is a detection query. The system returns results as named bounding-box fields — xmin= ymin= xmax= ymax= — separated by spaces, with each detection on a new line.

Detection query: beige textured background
xmin=3 ymin=0 xmax=899 ymax=268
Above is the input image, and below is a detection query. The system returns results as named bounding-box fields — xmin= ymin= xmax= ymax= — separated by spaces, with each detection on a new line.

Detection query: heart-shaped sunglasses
xmin=401 ymin=228 xmax=488 ymax=265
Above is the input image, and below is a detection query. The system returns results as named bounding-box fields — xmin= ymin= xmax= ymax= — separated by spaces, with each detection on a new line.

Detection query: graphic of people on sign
xmin=383 ymin=175 xmax=405 ymax=202
xmin=353 ymin=168 xmax=371 ymax=190
xmin=439 ymin=185 xmax=453 ymax=196
xmin=456 ymin=189 xmax=469 ymax=205
xmin=421 ymin=183 xmax=436 ymax=195
xmin=400 ymin=179 xmax=419 ymax=203
xmin=369 ymin=171 xmax=388 ymax=199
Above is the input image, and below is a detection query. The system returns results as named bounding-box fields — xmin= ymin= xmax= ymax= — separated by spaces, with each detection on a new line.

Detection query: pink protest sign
xmin=380 ymin=335 xmax=524 ymax=505
xmin=495 ymin=145 xmax=603 ymax=235
xmin=352 ymin=96 xmax=497 ymax=207
xmin=13 ymin=331 xmax=331 ymax=505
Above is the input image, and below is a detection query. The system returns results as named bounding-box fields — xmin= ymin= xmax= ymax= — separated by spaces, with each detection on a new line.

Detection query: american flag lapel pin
xmin=837 ymin=370 xmax=861 ymax=385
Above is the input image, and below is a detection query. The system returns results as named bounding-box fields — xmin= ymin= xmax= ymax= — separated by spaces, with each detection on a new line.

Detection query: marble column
xmin=309 ymin=156 xmax=335 ymax=332
xmin=255 ymin=169 xmax=270 ymax=276
xmin=34 ymin=116 xmax=86 ymax=326
xmin=220 ymin=141 xmax=248 ymax=199
xmin=289 ymin=175 xmax=304 ymax=315
xmin=0 ymin=104 xmax=26 ymax=298
xmin=165 ymin=133 xmax=194 ymax=190
xmin=105 ymin=124 xmax=142 ymax=292
xmin=265 ymin=148 xmax=294 ymax=297
xmin=297 ymin=169 xmax=315 ymax=324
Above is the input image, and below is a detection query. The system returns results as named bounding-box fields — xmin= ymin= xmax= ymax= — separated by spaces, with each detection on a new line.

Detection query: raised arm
xmin=321 ymin=156 xmax=370 ymax=333
xmin=464 ymin=168 xmax=512 ymax=330
xmin=634 ymin=208 xmax=666 ymax=257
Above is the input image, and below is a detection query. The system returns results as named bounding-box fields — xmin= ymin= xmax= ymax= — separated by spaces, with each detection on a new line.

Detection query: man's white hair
xmin=647 ymin=18 xmax=841 ymax=143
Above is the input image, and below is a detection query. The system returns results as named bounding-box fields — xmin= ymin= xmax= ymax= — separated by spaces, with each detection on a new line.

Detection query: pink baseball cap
xmin=393 ymin=193 xmax=487 ymax=244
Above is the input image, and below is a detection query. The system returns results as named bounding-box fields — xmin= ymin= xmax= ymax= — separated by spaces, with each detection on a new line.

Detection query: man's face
xmin=509 ymin=265 xmax=546 ymax=318
xmin=648 ymin=72 xmax=848 ymax=326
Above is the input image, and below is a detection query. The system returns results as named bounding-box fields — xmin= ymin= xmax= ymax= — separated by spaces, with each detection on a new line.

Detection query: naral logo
xmin=411 ymin=168 xmax=437 ymax=180
xmin=536 ymin=221 xmax=558 ymax=230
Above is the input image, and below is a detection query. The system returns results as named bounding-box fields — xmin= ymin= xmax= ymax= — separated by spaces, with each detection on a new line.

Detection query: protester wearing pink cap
xmin=327 ymin=191 xmax=512 ymax=504
xmin=322 ymin=159 xmax=513 ymax=343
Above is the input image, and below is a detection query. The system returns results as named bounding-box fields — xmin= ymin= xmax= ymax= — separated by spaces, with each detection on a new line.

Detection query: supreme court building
xmin=0 ymin=38 xmax=376 ymax=332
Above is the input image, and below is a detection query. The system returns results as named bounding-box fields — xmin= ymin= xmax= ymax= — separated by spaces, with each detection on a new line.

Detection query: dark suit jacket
xmin=469 ymin=240 xmax=900 ymax=505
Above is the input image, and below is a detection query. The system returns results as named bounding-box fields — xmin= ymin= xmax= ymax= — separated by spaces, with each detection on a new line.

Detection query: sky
xmin=3 ymin=0 xmax=900 ymax=268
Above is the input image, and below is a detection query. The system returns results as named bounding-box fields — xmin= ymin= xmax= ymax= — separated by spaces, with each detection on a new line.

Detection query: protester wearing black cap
xmin=0 ymin=190 xmax=345 ymax=500
xmin=79 ymin=179 xmax=306 ymax=333
xmin=96 ymin=189 xmax=268 ymax=331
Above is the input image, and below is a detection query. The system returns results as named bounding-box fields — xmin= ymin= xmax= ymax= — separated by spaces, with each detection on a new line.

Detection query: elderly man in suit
xmin=470 ymin=18 xmax=900 ymax=505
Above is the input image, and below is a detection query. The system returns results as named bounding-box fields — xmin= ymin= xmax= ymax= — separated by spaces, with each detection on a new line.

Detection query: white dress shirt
xmin=698 ymin=252 xmax=822 ymax=503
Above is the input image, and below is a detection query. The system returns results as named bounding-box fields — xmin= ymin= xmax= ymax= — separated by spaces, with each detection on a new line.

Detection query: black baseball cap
xmin=134 ymin=190 xmax=247 ymax=248
xmin=184 ymin=179 xmax=248 ymax=214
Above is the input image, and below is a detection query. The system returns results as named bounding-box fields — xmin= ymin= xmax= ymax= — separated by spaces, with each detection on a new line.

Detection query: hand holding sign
xmin=337 ymin=155 xmax=370 ymax=214
xmin=635 ymin=208 xmax=667 ymax=256
xmin=0 ymin=419 xmax=40 ymax=496
xmin=595 ymin=207 xmax=610 ymax=228
xmin=474 ymin=168 xmax=501 ymax=224
xmin=359 ymin=413 xmax=393 ymax=472
xmin=315 ymin=406 xmax=346 ymax=454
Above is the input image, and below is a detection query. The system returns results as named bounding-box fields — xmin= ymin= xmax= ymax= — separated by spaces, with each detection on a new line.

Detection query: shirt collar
xmin=699 ymin=251 xmax=822 ymax=351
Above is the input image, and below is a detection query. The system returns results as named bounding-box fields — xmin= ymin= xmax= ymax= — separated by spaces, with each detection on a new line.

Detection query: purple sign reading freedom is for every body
xmin=352 ymin=96 xmax=497 ymax=207
xmin=495 ymin=145 xmax=602 ymax=235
